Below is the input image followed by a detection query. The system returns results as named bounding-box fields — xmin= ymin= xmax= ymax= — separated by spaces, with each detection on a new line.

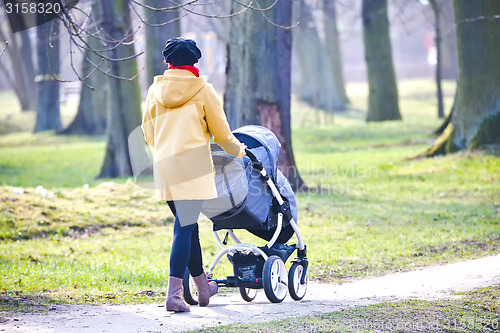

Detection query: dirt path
xmin=2 ymin=255 xmax=500 ymax=333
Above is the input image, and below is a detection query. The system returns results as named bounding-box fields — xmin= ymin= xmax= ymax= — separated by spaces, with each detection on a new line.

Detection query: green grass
xmin=0 ymin=183 xmax=238 ymax=308
xmin=0 ymin=79 xmax=499 ymax=316
xmin=0 ymin=91 xmax=78 ymax=135
xmin=191 ymin=286 xmax=500 ymax=333
xmin=0 ymin=133 xmax=106 ymax=188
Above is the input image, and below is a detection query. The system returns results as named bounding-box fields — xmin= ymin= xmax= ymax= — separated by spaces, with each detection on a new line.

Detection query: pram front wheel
xmin=262 ymin=255 xmax=288 ymax=303
xmin=239 ymin=287 xmax=258 ymax=302
xmin=182 ymin=270 xmax=199 ymax=305
xmin=288 ymin=262 xmax=307 ymax=300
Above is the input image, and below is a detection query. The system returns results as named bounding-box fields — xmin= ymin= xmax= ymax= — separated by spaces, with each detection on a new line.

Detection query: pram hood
xmin=233 ymin=125 xmax=281 ymax=180
xmin=233 ymin=125 xmax=298 ymax=224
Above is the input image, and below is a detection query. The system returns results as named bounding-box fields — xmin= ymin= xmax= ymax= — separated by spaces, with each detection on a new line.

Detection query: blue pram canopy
xmin=202 ymin=125 xmax=298 ymax=243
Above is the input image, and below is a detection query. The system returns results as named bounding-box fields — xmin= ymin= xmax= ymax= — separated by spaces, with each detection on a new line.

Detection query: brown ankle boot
xmin=166 ymin=276 xmax=190 ymax=312
xmin=192 ymin=273 xmax=218 ymax=306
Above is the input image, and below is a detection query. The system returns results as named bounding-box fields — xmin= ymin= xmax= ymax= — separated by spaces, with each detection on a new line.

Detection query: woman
xmin=141 ymin=37 xmax=246 ymax=312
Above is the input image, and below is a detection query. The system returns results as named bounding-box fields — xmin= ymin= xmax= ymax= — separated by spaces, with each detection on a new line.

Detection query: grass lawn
xmin=0 ymin=79 xmax=499 ymax=317
xmin=192 ymin=286 xmax=500 ymax=333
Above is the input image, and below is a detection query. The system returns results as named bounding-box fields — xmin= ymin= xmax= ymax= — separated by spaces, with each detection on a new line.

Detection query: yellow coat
xmin=141 ymin=69 xmax=245 ymax=201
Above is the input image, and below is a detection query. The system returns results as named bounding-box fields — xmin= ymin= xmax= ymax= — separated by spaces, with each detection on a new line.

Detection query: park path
xmin=2 ymin=254 xmax=500 ymax=333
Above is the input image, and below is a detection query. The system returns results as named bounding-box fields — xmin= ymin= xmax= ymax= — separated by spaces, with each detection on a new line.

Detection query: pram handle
xmin=244 ymin=148 xmax=264 ymax=171
xmin=244 ymin=148 xmax=258 ymax=163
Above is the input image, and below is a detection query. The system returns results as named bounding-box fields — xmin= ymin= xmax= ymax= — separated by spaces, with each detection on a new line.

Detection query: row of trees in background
xmin=0 ymin=0 xmax=499 ymax=189
xmin=2 ymin=0 xmax=456 ymax=128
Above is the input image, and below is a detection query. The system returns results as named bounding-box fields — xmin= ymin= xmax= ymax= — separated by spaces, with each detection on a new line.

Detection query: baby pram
xmin=182 ymin=125 xmax=308 ymax=303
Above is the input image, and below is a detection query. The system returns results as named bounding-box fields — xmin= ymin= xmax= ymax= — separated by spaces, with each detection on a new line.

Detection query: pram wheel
xmin=288 ymin=262 xmax=307 ymax=300
xmin=182 ymin=270 xmax=199 ymax=305
xmin=239 ymin=287 xmax=257 ymax=302
xmin=262 ymin=256 xmax=288 ymax=303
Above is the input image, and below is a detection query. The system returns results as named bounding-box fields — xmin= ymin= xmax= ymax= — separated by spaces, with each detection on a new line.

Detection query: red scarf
xmin=168 ymin=64 xmax=200 ymax=77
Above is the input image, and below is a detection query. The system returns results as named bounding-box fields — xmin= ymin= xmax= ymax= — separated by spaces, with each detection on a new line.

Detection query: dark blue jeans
xmin=167 ymin=201 xmax=204 ymax=279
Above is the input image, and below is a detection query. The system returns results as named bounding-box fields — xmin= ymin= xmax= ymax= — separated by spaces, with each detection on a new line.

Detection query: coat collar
xmin=163 ymin=69 xmax=197 ymax=77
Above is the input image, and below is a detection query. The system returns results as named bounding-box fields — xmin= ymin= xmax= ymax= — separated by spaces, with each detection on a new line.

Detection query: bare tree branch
xmin=456 ymin=14 xmax=500 ymax=25
xmin=233 ymin=0 xmax=279 ymax=12
xmin=129 ymin=0 xmax=199 ymax=12
xmin=250 ymin=0 xmax=298 ymax=29
xmin=21 ymin=0 xmax=284 ymax=83
xmin=0 ymin=41 xmax=7 ymax=59
xmin=131 ymin=0 xmax=264 ymax=19
xmin=129 ymin=1 xmax=188 ymax=27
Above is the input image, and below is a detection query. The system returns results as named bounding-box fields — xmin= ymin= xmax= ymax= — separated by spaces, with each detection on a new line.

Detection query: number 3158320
xmin=5 ymin=1 xmax=62 ymax=15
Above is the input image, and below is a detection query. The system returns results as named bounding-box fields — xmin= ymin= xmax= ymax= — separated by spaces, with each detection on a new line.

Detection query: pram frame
xmin=206 ymin=150 xmax=305 ymax=277
xmin=183 ymin=149 xmax=308 ymax=304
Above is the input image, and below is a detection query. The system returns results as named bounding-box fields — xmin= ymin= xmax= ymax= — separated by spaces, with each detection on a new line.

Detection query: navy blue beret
xmin=162 ymin=37 xmax=202 ymax=66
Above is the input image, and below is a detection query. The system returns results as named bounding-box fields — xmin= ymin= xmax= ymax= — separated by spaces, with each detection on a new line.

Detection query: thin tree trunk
xmin=224 ymin=0 xmax=305 ymax=191
xmin=0 ymin=26 xmax=33 ymax=111
xmin=34 ymin=20 xmax=61 ymax=133
xmin=363 ymin=0 xmax=401 ymax=122
xmin=19 ymin=30 xmax=36 ymax=110
xmin=322 ymin=0 xmax=349 ymax=111
xmin=423 ymin=0 xmax=500 ymax=156
xmin=0 ymin=55 xmax=22 ymax=105
xmin=294 ymin=0 xmax=340 ymax=113
xmin=61 ymin=2 xmax=108 ymax=136
xmin=60 ymin=44 xmax=108 ymax=135
xmin=145 ymin=0 xmax=180 ymax=84
xmin=441 ymin=0 xmax=458 ymax=80
xmin=293 ymin=0 xmax=323 ymax=110
xmin=429 ymin=0 xmax=445 ymax=119
xmin=97 ymin=0 xmax=142 ymax=178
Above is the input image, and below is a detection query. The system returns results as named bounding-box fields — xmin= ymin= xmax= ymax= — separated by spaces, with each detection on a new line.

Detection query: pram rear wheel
xmin=239 ymin=287 xmax=258 ymax=302
xmin=182 ymin=270 xmax=199 ymax=305
xmin=288 ymin=262 xmax=307 ymax=300
xmin=262 ymin=256 xmax=288 ymax=303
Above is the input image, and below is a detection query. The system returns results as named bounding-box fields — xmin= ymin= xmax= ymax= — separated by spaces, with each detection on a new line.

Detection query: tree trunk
xmin=19 ymin=30 xmax=36 ymax=110
xmin=293 ymin=0 xmax=323 ymax=110
xmin=322 ymin=0 xmax=349 ymax=111
xmin=424 ymin=0 xmax=500 ymax=156
xmin=61 ymin=3 xmax=108 ymax=136
xmin=97 ymin=0 xmax=142 ymax=178
xmin=34 ymin=21 xmax=61 ymax=133
xmin=224 ymin=0 xmax=305 ymax=191
xmin=440 ymin=0 xmax=458 ymax=80
xmin=60 ymin=44 xmax=108 ymax=135
xmin=145 ymin=0 xmax=180 ymax=83
xmin=362 ymin=0 xmax=401 ymax=122
xmin=429 ymin=0 xmax=445 ymax=119
xmin=294 ymin=0 xmax=344 ymax=113
xmin=0 ymin=26 xmax=35 ymax=111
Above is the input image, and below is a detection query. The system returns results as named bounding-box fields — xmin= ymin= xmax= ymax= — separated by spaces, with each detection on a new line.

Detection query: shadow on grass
xmin=0 ymin=165 xmax=23 ymax=178
xmin=0 ymin=289 xmax=167 ymax=322
xmin=0 ymin=293 xmax=56 ymax=321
